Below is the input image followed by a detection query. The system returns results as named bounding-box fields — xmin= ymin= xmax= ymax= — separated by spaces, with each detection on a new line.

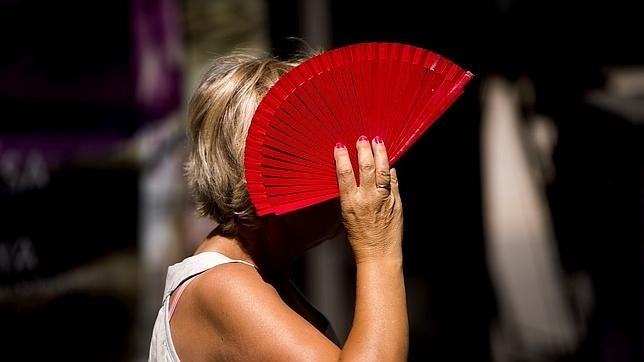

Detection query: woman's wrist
xmin=354 ymin=254 xmax=403 ymax=269
xmin=351 ymin=243 xmax=403 ymax=265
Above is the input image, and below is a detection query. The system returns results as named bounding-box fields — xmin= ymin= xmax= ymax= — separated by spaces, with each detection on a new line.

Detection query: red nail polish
xmin=335 ymin=142 xmax=346 ymax=149
xmin=358 ymin=135 xmax=368 ymax=142
xmin=373 ymin=136 xmax=384 ymax=144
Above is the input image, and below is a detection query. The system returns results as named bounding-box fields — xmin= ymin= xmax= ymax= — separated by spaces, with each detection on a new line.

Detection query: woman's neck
xmin=195 ymin=226 xmax=297 ymax=278
xmin=194 ymin=233 xmax=253 ymax=265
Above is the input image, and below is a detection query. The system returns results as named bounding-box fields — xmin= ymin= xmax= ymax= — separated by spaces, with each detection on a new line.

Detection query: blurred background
xmin=1 ymin=0 xmax=643 ymax=361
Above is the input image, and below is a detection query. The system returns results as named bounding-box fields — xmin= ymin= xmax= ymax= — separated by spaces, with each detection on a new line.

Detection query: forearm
xmin=341 ymin=257 xmax=408 ymax=362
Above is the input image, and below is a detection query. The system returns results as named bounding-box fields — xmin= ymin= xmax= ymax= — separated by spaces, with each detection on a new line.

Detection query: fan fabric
xmin=245 ymin=42 xmax=473 ymax=216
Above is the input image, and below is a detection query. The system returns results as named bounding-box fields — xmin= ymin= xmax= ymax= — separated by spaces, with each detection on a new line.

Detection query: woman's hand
xmin=334 ymin=135 xmax=408 ymax=361
xmin=334 ymin=136 xmax=404 ymax=264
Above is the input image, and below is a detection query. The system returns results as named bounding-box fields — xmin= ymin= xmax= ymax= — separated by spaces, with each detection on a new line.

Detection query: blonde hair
xmin=185 ymin=50 xmax=304 ymax=236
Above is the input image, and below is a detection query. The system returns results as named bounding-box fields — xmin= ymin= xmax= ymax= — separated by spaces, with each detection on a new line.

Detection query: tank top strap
xmin=163 ymin=251 xmax=256 ymax=299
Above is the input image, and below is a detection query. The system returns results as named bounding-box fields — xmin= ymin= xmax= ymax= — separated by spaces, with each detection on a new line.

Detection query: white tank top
xmin=148 ymin=251 xmax=256 ymax=361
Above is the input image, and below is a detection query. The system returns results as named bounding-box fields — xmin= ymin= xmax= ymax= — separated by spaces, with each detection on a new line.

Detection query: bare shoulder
xmin=192 ymin=261 xmax=275 ymax=308
xmin=189 ymin=262 xmax=339 ymax=361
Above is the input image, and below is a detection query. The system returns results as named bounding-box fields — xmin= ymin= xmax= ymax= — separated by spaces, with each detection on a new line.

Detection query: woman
xmin=149 ymin=50 xmax=407 ymax=361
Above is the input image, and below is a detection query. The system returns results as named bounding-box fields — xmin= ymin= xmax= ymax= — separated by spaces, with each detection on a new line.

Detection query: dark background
xmin=1 ymin=0 xmax=643 ymax=361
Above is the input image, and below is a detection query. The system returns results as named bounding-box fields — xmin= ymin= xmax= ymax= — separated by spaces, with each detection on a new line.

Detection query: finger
xmin=334 ymin=142 xmax=357 ymax=198
xmin=356 ymin=135 xmax=376 ymax=188
xmin=390 ymin=167 xmax=401 ymax=203
xmin=372 ymin=136 xmax=391 ymax=195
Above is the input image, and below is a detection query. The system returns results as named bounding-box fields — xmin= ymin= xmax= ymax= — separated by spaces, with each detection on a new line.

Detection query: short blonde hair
xmin=185 ymin=51 xmax=302 ymax=236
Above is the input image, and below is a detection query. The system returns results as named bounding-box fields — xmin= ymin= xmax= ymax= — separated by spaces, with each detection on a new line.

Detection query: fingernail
xmin=335 ymin=142 xmax=346 ymax=149
xmin=358 ymin=135 xmax=368 ymax=142
xmin=373 ymin=136 xmax=384 ymax=144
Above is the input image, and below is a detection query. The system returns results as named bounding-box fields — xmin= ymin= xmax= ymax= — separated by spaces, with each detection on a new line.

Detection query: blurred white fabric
xmin=481 ymin=76 xmax=585 ymax=361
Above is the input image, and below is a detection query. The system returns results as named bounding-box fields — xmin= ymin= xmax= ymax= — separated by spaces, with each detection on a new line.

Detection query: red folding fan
xmin=245 ymin=42 xmax=474 ymax=216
